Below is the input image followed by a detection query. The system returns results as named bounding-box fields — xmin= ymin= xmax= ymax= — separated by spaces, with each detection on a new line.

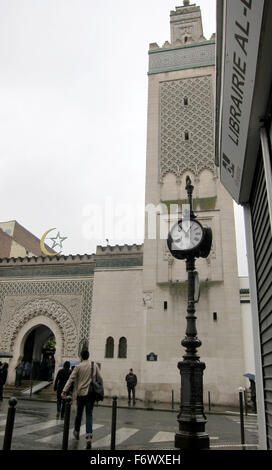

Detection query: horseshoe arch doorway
xmin=22 ymin=325 xmax=56 ymax=381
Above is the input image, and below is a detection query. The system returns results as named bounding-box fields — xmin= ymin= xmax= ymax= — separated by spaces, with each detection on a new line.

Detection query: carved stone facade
xmin=160 ymin=75 xmax=215 ymax=178
xmin=0 ymin=255 xmax=95 ymax=377
xmin=0 ymin=278 xmax=93 ymax=356
xmin=3 ymin=298 xmax=77 ymax=356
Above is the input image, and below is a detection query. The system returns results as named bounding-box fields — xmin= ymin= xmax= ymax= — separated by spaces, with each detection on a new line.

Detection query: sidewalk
xmin=3 ymin=385 xmax=243 ymax=415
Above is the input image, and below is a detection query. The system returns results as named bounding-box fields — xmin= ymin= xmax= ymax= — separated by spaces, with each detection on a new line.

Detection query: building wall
xmin=10 ymin=239 xmax=35 ymax=258
xmin=0 ymin=221 xmax=16 ymax=237
xmin=0 ymin=220 xmax=50 ymax=257
xmin=0 ymin=230 xmax=12 ymax=258
xmin=90 ymin=266 xmax=143 ymax=398
xmin=250 ymin=140 xmax=272 ymax=448
xmin=0 ymin=245 xmax=253 ymax=405
xmin=12 ymin=221 xmax=47 ymax=256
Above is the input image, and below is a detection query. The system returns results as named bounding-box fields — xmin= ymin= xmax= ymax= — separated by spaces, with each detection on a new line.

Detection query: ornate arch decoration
xmin=7 ymin=298 xmax=78 ymax=357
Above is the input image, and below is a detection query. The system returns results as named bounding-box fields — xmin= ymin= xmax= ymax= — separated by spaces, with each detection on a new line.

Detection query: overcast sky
xmin=0 ymin=0 xmax=248 ymax=275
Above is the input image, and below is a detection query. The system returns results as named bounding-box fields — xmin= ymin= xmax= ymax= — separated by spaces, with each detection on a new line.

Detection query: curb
xmin=2 ymin=393 xmax=245 ymax=416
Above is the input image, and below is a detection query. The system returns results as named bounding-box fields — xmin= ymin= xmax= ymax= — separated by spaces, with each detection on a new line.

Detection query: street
xmin=0 ymin=398 xmax=259 ymax=451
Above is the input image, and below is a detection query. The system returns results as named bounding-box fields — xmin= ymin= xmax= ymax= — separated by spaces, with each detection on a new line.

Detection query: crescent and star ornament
xmin=40 ymin=228 xmax=66 ymax=256
xmin=50 ymin=231 xmax=68 ymax=250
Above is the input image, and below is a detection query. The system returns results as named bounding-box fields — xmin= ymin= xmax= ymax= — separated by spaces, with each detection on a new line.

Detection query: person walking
xmin=0 ymin=363 xmax=9 ymax=401
xmin=15 ymin=359 xmax=24 ymax=387
xmin=61 ymin=350 xmax=103 ymax=449
xmin=46 ymin=355 xmax=55 ymax=381
xmin=24 ymin=361 xmax=32 ymax=380
xmin=0 ymin=362 xmax=3 ymax=401
xmin=250 ymin=379 xmax=257 ymax=413
xmin=125 ymin=368 xmax=137 ymax=406
xmin=53 ymin=361 xmax=71 ymax=418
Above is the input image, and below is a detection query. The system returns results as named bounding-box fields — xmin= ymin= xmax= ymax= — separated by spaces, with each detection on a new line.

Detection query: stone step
xmin=5 ymin=381 xmax=40 ymax=392
xmin=38 ymin=383 xmax=54 ymax=393
xmin=36 ymin=383 xmax=57 ymax=400
xmin=4 ymin=381 xmax=55 ymax=399
xmin=21 ymin=381 xmax=51 ymax=395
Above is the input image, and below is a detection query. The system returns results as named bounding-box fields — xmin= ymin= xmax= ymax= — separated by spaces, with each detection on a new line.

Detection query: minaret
xmin=142 ymin=3 xmax=245 ymax=407
xmin=170 ymin=2 xmax=204 ymax=44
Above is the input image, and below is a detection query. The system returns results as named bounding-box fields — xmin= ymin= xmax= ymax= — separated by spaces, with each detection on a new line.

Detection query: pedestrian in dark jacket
xmin=125 ymin=368 xmax=137 ymax=406
xmin=15 ymin=359 xmax=24 ymax=386
xmin=46 ymin=355 xmax=55 ymax=381
xmin=250 ymin=379 xmax=257 ymax=413
xmin=24 ymin=361 xmax=32 ymax=380
xmin=54 ymin=361 xmax=71 ymax=418
xmin=0 ymin=363 xmax=9 ymax=400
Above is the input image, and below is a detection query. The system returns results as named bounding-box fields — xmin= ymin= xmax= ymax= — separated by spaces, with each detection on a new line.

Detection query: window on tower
xmin=184 ymin=97 xmax=188 ymax=106
xmin=185 ymin=131 xmax=189 ymax=141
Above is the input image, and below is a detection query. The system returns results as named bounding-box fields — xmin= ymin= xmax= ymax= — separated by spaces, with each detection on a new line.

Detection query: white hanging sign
xmin=219 ymin=0 xmax=264 ymax=202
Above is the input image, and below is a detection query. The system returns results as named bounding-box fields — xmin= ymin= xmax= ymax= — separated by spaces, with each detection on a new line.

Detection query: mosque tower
xmin=141 ymin=2 xmax=245 ymax=405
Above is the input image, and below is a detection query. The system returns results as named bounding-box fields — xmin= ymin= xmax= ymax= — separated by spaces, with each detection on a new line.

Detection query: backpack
xmin=87 ymin=361 xmax=104 ymax=402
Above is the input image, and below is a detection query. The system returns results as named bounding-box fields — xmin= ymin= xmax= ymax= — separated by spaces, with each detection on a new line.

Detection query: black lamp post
xmin=167 ymin=176 xmax=212 ymax=450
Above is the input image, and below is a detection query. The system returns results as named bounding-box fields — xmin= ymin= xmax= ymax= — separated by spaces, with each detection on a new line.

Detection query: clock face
xmin=170 ymin=219 xmax=203 ymax=252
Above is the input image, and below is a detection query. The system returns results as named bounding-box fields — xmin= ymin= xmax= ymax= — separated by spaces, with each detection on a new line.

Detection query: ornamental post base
xmin=175 ymin=430 xmax=210 ymax=450
xmin=175 ymin=359 xmax=209 ymax=450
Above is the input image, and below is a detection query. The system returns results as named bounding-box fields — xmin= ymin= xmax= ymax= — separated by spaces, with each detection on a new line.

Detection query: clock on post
xmin=167 ymin=176 xmax=212 ymax=260
xmin=167 ymin=175 xmax=212 ymax=450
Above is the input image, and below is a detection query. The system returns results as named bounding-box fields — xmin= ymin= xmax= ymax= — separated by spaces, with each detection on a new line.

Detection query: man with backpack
xmin=61 ymin=350 xmax=103 ymax=449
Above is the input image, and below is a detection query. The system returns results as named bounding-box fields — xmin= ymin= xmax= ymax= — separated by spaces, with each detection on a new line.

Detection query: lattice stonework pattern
xmin=160 ymin=75 xmax=215 ymax=178
xmin=0 ymin=279 xmax=93 ymax=355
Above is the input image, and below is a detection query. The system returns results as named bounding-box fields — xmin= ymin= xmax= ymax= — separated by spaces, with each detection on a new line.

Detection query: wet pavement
xmin=0 ymin=396 xmax=259 ymax=451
